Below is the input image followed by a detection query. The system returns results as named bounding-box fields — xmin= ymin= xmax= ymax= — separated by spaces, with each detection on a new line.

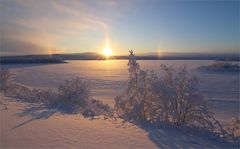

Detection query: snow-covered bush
xmin=32 ymin=88 xmax=58 ymax=103
xmin=1 ymin=71 xmax=114 ymax=119
xmin=57 ymin=77 xmax=90 ymax=106
xmin=115 ymin=50 xmax=225 ymax=134
xmin=151 ymin=65 xmax=215 ymax=127
xmin=82 ymin=98 xmax=115 ymax=119
xmin=226 ymin=118 xmax=240 ymax=140
xmin=0 ymin=68 xmax=12 ymax=91
xmin=5 ymin=83 xmax=57 ymax=103
xmin=4 ymin=76 xmax=89 ymax=104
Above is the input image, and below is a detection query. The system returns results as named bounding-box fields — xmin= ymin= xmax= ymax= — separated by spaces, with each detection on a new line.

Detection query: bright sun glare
xmin=103 ymin=48 xmax=113 ymax=57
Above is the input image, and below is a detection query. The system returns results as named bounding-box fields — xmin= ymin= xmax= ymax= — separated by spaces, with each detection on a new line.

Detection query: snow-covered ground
xmin=0 ymin=93 xmax=237 ymax=149
xmin=3 ymin=60 xmax=239 ymax=120
xmin=1 ymin=60 xmax=239 ymax=148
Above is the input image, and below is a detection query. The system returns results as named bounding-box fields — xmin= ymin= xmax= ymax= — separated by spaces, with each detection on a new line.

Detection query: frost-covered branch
xmin=0 ymin=68 xmax=13 ymax=91
xmin=115 ymin=50 xmax=228 ymax=137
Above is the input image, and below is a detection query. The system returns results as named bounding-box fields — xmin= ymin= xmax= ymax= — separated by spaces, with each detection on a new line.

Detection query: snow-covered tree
xmin=115 ymin=50 xmax=150 ymax=121
xmin=115 ymin=50 xmax=223 ymax=133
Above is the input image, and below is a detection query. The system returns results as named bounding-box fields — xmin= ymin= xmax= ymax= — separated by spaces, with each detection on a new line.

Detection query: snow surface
xmin=3 ymin=60 xmax=239 ymax=120
xmin=1 ymin=60 xmax=239 ymax=148
xmin=0 ymin=93 xmax=237 ymax=149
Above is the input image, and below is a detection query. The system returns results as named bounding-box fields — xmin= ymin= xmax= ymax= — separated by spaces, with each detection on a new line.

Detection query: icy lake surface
xmin=4 ymin=60 xmax=239 ymax=122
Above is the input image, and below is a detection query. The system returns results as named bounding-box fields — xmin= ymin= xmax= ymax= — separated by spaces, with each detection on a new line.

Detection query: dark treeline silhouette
xmin=53 ymin=52 xmax=240 ymax=61
xmin=1 ymin=55 xmax=65 ymax=64
xmin=1 ymin=52 xmax=239 ymax=64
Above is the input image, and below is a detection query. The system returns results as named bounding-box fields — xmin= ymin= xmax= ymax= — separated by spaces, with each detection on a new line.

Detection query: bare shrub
xmin=57 ymin=77 xmax=90 ymax=106
xmin=82 ymin=99 xmax=115 ymax=119
xmin=4 ymin=76 xmax=89 ymax=105
xmin=32 ymin=88 xmax=58 ymax=103
xmin=225 ymin=118 xmax=240 ymax=140
xmin=0 ymin=68 xmax=12 ymax=91
xmin=1 ymin=70 xmax=114 ymax=119
xmin=151 ymin=65 xmax=213 ymax=127
xmin=4 ymin=83 xmax=57 ymax=103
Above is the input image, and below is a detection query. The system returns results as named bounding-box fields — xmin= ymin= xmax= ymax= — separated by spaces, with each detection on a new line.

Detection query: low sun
xmin=103 ymin=47 xmax=113 ymax=57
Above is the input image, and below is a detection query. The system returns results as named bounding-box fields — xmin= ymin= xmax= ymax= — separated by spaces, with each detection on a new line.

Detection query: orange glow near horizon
xmin=102 ymin=37 xmax=114 ymax=58
xmin=103 ymin=47 xmax=113 ymax=57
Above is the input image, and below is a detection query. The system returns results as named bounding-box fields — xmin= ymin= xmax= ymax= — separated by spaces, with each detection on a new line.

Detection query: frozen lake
xmin=3 ymin=60 xmax=239 ymax=122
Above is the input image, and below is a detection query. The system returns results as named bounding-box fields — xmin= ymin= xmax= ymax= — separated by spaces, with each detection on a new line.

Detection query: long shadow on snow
xmin=12 ymin=102 xmax=79 ymax=130
xmin=137 ymin=121 xmax=237 ymax=149
xmin=11 ymin=101 xmax=238 ymax=148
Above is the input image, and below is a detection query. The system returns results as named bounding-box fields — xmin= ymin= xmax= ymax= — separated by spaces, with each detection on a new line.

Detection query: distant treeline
xmin=53 ymin=53 xmax=240 ymax=61
xmin=198 ymin=61 xmax=240 ymax=72
xmin=1 ymin=52 xmax=239 ymax=64
xmin=1 ymin=55 xmax=65 ymax=64
xmin=113 ymin=56 xmax=240 ymax=61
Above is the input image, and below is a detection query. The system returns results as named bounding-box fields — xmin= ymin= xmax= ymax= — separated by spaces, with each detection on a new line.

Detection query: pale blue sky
xmin=1 ymin=0 xmax=239 ymax=55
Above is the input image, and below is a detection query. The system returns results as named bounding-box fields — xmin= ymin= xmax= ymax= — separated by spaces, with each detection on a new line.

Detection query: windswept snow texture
xmin=0 ymin=94 xmax=237 ymax=149
xmin=4 ymin=60 xmax=240 ymax=123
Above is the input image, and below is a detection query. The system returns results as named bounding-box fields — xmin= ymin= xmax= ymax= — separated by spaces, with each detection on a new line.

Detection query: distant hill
xmin=0 ymin=55 xmax=65 ymax=64
xmin=135 ymin=52 xmax=240 ymax=61
xmin=52 ymin=52 xmax=106 ymax=60
xmin=1 ymin=52 xmax=239 ymax=64
xmin=52 ymin=52 xmax=239 ymax=61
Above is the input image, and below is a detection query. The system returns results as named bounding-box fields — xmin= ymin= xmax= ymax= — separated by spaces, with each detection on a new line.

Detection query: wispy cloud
xmin=1 ymin=0 xmax=126 ymax=55
xmin=1 ymin=0 xmax=237 ymax=55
